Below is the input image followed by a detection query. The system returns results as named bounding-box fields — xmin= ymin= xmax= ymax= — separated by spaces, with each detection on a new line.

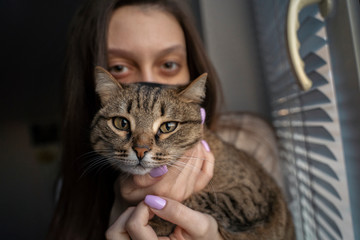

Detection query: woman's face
xmin=107 ymin=5 xmax=190 ymax=85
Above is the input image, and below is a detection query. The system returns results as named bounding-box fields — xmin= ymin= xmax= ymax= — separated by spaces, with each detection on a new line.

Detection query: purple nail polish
xmin=150 ymin=165 xmax=168 ymax=178
xmin=200 ymin=108 xmax=206 ymax=124
xmin=201 ymin=140 xmax=211 ymax=152
xmin=145 ymin=195 xmax=167 ymax=210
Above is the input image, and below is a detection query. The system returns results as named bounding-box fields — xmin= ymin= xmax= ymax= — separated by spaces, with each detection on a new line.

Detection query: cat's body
xmin=91 ymin=67 xmax=295 ymax=239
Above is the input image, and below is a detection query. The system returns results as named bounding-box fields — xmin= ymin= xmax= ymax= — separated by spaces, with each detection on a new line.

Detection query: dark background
xmin=0 ymin=1 xmax=82 ymax=239
xmin=0 ymin=0 xmax=82 ymax=122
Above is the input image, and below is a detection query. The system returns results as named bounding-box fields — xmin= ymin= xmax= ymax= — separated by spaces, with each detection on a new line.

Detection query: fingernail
xmin=145 ymin=195 xmax=167 ymax=210
xmin=201 ymin=140 xmax=211 ymax=152
xmin=149 ymin=165 xmax=168 ymax=178
xmin=200 ymin=108 xmax=206 ymax=124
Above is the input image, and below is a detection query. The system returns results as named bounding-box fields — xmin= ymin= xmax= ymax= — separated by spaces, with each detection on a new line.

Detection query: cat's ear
xmin=178 ymin=73 xmax=207 ymax=103
xmin=94 ymin=66 xmax=123 ymax=105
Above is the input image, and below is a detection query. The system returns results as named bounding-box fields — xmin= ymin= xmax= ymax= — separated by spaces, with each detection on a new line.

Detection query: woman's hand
xmin=106 ymin=195 xmax=223 ymax=240
xmin=118 ymin=139 xmax=214 ymax=205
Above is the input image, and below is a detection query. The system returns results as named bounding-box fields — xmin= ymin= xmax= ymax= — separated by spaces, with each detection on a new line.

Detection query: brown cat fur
xmin=90 ymin=66 xmax=295 ymax=239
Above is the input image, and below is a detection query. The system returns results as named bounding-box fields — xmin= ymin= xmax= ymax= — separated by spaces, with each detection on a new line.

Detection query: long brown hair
xmin=47 ymin=0 xmax=223 ymax=239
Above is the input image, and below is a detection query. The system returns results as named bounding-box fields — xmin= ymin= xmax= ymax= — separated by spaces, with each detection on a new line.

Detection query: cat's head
xmin=90 ymin=66 xmax=207 ymax=175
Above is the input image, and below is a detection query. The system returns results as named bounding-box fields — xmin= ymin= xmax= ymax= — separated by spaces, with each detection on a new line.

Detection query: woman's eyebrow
xmin=107 ymin=45 xmax=186 ymax=59
xmin=107 ymin=48 xmax=136 ymax=59
xmin=156 ymin=45 xmax=186 ymax=58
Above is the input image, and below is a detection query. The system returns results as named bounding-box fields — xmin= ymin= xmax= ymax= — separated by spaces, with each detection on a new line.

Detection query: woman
xmin=48 ymin=0 xmax=224 ymax=239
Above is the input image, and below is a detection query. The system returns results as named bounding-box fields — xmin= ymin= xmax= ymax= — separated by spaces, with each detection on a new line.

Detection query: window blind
xmin=253 ymin=1 xmax=355 ymax=239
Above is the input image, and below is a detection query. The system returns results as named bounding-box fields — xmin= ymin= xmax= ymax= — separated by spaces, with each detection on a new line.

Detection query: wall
xmin=199 ymin=0 xmax=270 ymax=118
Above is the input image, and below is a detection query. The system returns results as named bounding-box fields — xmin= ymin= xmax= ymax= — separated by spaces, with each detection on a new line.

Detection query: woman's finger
xmin=106 ymin=207 xmax=135 ymax=240
xmin=171 ymin=227 xmax=190 ymax=240
xmin=107 ymin=202 xmax=173 ymax=240
xmin=119 ymin=168 xmax=166 ymax=204
xmin=144 ymin=195 xmax=222 ymax=239
xmin=132 ymin=165 xmax=168 ymax=187
xmin=174 ymin=143 xmax=202 ymax=187
xmin=194 ymin=140 xmax=214 ymax=192
xmin=125 ymin=201 xmax=159 ymax=240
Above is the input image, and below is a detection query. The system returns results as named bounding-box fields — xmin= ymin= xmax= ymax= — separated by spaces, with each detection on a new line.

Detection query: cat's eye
xmin=159 ymin=122 xmax=178 ymax=134
xmin=113 ymin=117 xmax=130 ymax=131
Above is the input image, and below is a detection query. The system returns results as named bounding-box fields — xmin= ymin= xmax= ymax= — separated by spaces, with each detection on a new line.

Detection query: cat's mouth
xmin=134 ymin=164 xmax=152 ymax=175
xmin=120 ymin=163 xmax=153 ymax=175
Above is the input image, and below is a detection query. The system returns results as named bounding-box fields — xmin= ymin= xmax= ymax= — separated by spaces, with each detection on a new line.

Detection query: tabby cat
xmin=90 ymin=66 xmax=295 ymax=239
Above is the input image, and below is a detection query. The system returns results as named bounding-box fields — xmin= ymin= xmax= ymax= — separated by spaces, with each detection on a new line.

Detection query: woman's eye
xmin=112 ymin=117 xmax=130 ymax=131
xmin=159 ymin=122 xmax=178 ymax=134
xmin=108 ymin=65 xmax=129 ymax=78
xmin=161 ymin=62 xmax=179 ymax=72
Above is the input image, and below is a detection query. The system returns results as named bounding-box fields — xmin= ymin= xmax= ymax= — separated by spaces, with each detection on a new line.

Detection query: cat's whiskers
xmin=80 ymin=157 xmax=109 ymax=179
xmin=159 ymin=150 xmax=216 ymax=176
xmin=82 ymin=164 xmax=99 ymax=176
xmin=164 ymin=159 xmax=218 ymax=204
xmin=79 ymin=150 xmax=120 ymax=179
xmin=118 ymin=171 xmax=132 ymax=182
xmin=78 ymin=150 xmax=109 ymax=160
xmin=167 ymin=152 xmax=215 ymax=163
xmin=168 ymin=160 xmax=201 ymax=174
xmin=166 ymin=154 xmax=215 ymax=168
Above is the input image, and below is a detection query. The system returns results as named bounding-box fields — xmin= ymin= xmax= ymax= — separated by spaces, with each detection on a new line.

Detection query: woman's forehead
xmin=107 ymin=5 xmax=186 ymax=52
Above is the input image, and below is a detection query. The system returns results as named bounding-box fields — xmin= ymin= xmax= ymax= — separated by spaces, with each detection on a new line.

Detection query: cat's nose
xmin=133 ymin=146 xmax=151 ymax=161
